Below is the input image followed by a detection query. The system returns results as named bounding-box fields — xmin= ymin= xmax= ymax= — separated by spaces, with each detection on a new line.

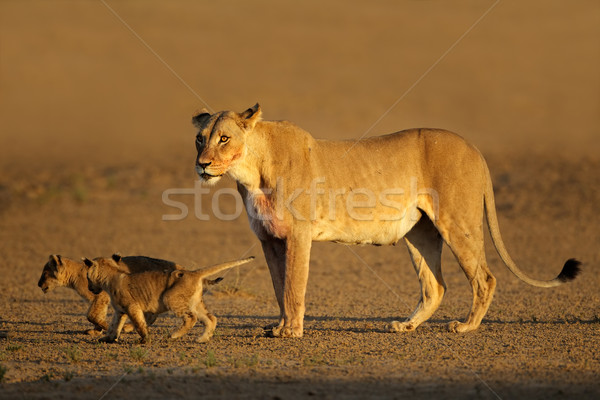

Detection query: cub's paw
xmin=86 ymin=329 xmax=104 ymax=337
xmin=98 ymin=336 xmax=117 ymax=343
xmin=196 ymin=334 xmax=212 ymax=344
xmin=122 ymin=324 xmax=135 ymax=333
xmin=389 ymin=320 xmax=416 ymax=333
xmin=139 ymin=336 xmax=150 ymax=345
xmin=262 ymin=321 xmax=281 ymax=331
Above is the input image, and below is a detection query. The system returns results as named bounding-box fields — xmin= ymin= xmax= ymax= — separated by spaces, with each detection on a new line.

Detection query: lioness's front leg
xmin=270 ymin=231 xmax=312 ymax=338
xmin=260 ymin=237 xmax=286 ymax=332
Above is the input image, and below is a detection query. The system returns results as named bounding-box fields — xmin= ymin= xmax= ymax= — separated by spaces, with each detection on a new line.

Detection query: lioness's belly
xmin=310 ymin=210 xmax=419 ymax=245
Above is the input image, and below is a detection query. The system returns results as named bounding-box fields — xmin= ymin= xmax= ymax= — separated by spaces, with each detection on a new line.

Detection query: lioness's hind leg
xmin=444 ymin=225 xmax=496 ymax=333
xmin=391 ymin=216 xmax=445 ymax=333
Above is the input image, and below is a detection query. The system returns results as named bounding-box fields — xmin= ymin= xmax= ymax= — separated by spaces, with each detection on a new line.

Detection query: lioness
xmin=84 ymin=256 xmax=255 ymax=343
xmin=192 ymin=103 xmax=581 ymax=337
xmin=38 ymin=254 xmax=182 ymax=334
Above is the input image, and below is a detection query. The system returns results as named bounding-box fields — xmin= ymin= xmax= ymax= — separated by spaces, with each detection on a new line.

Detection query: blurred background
xmin=1 ymin=2 xmax=599 ymax=388
xmin=1 ymin=0 xmax=598 ymax=174
xmin=0 ymin=0 xmax=598 ymax=263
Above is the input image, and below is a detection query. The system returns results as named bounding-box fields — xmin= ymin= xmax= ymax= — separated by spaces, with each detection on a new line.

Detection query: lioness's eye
xmin=219 ymin=136 xmax=229 ymax=144
xmin=196 ymin=135 xmax=204 ymax=144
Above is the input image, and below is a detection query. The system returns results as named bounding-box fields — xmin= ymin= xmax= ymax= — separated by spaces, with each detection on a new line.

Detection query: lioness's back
xmin=311 ymin=128 xmax=483 ymax=188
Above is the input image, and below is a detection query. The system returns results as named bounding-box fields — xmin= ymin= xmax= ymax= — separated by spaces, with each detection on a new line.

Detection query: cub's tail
xmin=481 ymin=158 xmax=581 ymax=287
xmin=204 ymin=277 xmax=224 ymax=286
xmin=196 ymin=257 xmax=255 ymax=279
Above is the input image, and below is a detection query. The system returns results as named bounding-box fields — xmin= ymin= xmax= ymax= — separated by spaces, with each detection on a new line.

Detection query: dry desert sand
xmin=0 ymin=1 xmax=599 ymax=399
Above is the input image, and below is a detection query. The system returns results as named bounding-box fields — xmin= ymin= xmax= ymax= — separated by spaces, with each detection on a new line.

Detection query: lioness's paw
xmin=447 ymin=321 xmax=476 ymax=333
xmin=389 ymin=321 xmax=416 ymax=332
xmin=267 ymin=326 xmax=303 ymax=338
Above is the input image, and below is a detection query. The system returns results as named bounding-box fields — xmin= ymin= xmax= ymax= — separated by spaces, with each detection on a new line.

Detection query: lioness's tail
xmin=195 ymin=257 xmax=255 ymax=278
xmin=482 ymin=159 xmax=581 ymax=287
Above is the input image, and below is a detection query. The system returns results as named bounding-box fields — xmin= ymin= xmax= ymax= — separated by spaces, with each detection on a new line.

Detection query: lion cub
xmin=38 ymin=254 xmax=181 ymax=334
xmin=84 ymin=256 xmax=255 ymax=344
xmin=38 ymin=255 xmax=111 ymax=334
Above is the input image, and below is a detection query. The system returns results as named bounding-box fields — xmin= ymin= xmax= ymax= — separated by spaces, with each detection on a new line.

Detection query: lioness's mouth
xmin=200 ymin=172 xmax=223 ymax=179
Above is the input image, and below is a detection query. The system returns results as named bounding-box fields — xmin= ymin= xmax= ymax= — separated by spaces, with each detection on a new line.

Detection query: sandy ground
xmin=0 ymin=1 xmax=599 ymax=399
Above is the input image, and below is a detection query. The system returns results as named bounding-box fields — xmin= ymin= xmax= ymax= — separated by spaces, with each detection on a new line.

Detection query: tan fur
xmin=84 ymin=257 xmax=255 ymax=343
xmin=38 ymin=255 xmax=111 ymax=334
xmin=193 ymin=104 xmax=580 ymax=337
xmin=38 ymin=254 xmax=183 ymax=334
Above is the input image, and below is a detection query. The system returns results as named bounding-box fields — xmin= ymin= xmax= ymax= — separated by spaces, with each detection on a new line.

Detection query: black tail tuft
xmin=557 ymin=258 xmax=582 ymax=282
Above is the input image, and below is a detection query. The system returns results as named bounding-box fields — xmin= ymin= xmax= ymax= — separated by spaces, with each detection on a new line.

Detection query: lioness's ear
xmin=192 ymin=110 xmax=211 ymax=128
xmin=238 ymin=103 xmax=262 ymax=130
xmin=82 ymin=258 xmax=94 ymax=268
xmin=111 ymin=253 xmax=122 ymax=263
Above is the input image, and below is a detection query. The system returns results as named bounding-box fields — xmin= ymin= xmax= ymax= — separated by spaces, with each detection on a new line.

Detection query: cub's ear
xmin=111 ymin=253 xmax=122 ymax=263
xmin=192 ymin=110 xmax=211 ymax=128
xmin=82 ymin=258 xmax=94 ymax=268
xmin=238 ymin=103 xmax=262 ymax=130
xmin=49 ymin=254 xmax=62 ymax=268
xmin=172 ymin=270 xmax=185 ymax=279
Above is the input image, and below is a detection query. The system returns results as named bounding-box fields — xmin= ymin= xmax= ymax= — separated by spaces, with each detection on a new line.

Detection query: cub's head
xmin=96 ymin=253 xmax=128 ymax=273
xmin=82 ymin=258 xmax=104 ymax=295
xmin=193 ymin=103 xmax=262 ymax=185
xmin=38 ymin=255 xmax=69 ymax=293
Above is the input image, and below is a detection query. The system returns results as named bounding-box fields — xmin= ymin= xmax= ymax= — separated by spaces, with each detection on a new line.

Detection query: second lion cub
xmin=84 ymin=256 xmax=254 ymax=344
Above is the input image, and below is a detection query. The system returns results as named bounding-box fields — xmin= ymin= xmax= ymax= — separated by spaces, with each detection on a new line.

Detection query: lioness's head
xmin=192 ymin=103 xmax=262 ymax=185
xmin=38 ymin=255 xmax=69 ymax=293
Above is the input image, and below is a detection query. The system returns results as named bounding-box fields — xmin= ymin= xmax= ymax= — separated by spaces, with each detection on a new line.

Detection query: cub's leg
xmin=260 ymin=237 xmax=286 ymax=332
xmin=195 ymin=301 xmax=217 ymax=343
xmin=438 ymin=218 xmax=496 ymax=333
xmin=86 ymin=292 xmax=110 ymax=335
xmin=99 ymin=311 xmax=127 ymax=343
xmin=126 ymin=304 xmax=150 ymax=344
xmin=165 ymin=293 xmax=198 ymax=340
xmin=144 ymin=312 xmax=158 ymax=326
xmin=391 ymin=215 xmax=445 ymax=332
xmin=169 ymin=311 xmax=197 ymax=340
